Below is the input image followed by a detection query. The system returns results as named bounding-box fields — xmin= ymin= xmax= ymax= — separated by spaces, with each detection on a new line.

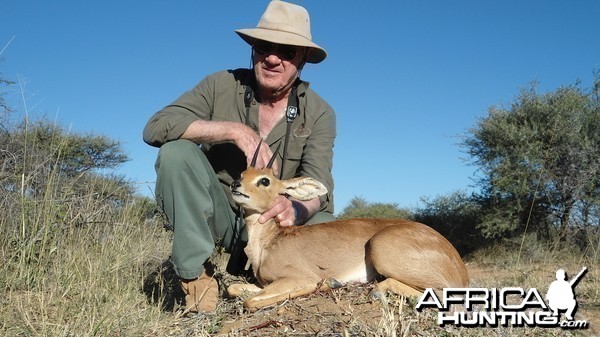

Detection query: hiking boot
xmin=180 ymin=271 xmax=219 ymax=313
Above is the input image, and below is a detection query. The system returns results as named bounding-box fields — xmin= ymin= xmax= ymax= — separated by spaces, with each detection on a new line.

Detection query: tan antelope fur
xmin=228 ymin=149 xmax=469 ymax=310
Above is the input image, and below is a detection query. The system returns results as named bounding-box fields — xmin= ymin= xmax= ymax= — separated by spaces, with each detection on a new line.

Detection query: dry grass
xmin=2 ymin=200 xmax=598 ymax=337
xmin=2 ymin=195 xmax=597 ymax=337
xmin=0 ymin=144 xmax=597 ymax=337
xmin=0 ymin=196 xmax=177 ymax=336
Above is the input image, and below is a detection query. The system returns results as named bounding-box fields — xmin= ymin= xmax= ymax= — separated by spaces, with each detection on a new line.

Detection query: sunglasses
xmin=253 ymin=40 xmax=301 ymax=61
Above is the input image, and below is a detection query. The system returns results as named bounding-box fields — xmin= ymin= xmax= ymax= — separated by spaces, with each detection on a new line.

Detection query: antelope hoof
xmin=368 ymin=290 xmax=386 ymax=301
xmin=243 ymin=300 xmax=260 ymax=313
xmin=325 ymin=278 xmax=343 ymax=289
xmin=227 ymin=283 xmax=262 ymax=298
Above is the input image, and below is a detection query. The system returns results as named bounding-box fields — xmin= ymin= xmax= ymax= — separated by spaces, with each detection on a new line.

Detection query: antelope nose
xmin=231 ymin=180 xmax=241 ymax=190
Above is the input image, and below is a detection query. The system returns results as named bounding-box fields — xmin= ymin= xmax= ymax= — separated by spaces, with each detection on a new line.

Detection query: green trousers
xmin=154 ymin=139 xmax=335 ymax=279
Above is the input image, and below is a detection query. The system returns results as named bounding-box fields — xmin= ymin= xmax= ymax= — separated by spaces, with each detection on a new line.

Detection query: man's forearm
xmin=181 ymin=120 xmax=242 ymax=144
xmin=292 ymin=197 xmax=321 ymax=225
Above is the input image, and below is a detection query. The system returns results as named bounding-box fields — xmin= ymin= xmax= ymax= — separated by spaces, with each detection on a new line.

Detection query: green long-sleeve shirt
xmin=143 ymin=68 xmax=335 ymax=213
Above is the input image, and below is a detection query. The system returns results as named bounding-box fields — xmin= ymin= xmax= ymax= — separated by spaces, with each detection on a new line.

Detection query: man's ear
xmin=281 ymin=176 xmax=327 ymax=201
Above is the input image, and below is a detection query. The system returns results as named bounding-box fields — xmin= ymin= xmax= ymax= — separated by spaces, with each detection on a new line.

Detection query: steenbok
xmin=228 ymin=142 xmax=469 ymax=310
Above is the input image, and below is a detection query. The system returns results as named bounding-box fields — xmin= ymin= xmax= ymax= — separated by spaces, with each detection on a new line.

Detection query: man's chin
xmin=256 ymin=76 xmax=295 ymax=97
xmin=258 ymin=81 xmax=283 ymax=92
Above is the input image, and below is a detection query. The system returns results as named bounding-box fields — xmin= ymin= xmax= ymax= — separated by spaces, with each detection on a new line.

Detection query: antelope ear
xmin=281 ymin=177 xmax=328 ymax=201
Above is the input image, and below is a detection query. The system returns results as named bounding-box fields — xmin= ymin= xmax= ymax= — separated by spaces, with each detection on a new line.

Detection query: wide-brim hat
xmin=235 ymin=0 xmax=327 ymax=64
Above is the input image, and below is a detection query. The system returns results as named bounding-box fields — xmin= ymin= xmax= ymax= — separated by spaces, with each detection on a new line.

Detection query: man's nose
xmin=264 ymin=54 xmax=282 ymax=65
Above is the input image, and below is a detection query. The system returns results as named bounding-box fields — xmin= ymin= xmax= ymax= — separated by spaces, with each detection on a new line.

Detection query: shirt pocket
xmin=284 ymin=138 xmax=305 ymax=160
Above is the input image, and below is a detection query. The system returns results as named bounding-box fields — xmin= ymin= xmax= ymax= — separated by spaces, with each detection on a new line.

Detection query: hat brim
xmin=236 ymin=28 xmax=327 ymax=64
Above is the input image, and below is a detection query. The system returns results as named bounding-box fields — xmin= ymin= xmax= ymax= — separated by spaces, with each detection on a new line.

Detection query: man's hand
xmin=259 ymin=196 xmax=321 ymax=227
xmin=259 ymin=195 xmax=296 ymax=227
xmin=232 ymin=124 xmax=279 ymax=173
xmin=181 ymin=120 xmax=279 ymax=173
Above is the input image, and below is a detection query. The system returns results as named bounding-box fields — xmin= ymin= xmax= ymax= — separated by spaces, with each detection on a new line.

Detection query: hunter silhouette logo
xmin=416 ymin=267 xmax=589 ymax=329
xmin=546 ymin=267 xmax=587 ymax=321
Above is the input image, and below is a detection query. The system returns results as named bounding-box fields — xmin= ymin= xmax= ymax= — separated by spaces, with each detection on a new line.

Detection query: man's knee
xmin=306 ymin=211 xmax=336 ymax=225
xmin=156 ymin=140 xmax=214 ymax=177
xmin=157 ymin=139 xmax=202 ymax=166
xmin=155 ymin=139 xmax=218 ymax=201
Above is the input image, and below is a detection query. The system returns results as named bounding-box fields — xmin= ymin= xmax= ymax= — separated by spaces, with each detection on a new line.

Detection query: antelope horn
xmin=267 ymin=142 xmax=282 ymax=169
xmin=250 ymin=139 xmax=262 ymax=167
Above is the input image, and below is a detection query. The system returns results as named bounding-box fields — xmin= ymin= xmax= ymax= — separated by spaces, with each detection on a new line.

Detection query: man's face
xmin=253 ymin=40 xmax=306 ymax=98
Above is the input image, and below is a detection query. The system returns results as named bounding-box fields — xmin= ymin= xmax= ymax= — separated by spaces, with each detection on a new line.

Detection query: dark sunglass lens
xmin=254 ymin=41 xmax=298 ymax=60
xmin=279 ymin=45 xmax=297 ymax=60
xmin=254 ymin=41 xmax=273 ymax=55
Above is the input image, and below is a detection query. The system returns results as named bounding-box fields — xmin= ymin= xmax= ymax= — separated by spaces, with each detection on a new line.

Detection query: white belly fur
xmin=336 ymin=264 xmax=370 ymax=284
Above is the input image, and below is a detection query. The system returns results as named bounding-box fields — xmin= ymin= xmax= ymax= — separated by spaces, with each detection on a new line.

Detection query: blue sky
xmin=2 ymin=1 xmax=599 ymax=214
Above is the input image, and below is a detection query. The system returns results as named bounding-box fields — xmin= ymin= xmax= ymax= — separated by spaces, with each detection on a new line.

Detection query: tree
xmin=463 ymin=76 xmax=600 ymax=242
xmin=414 ymin=191 xmax=483 ymax=255
xmin=338 ymin=196 xmax=413 ymax=220
xmin=0 ymin=116 xmax=138 ymax=231
xmin=0 ymin=65 xmax=14 ymax=132
xmin=1 ymin=119 xmax=129 ymax=197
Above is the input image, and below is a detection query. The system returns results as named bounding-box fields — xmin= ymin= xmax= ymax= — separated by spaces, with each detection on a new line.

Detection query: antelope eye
xmin=258 ymin=178 xmax=270 ymax=187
